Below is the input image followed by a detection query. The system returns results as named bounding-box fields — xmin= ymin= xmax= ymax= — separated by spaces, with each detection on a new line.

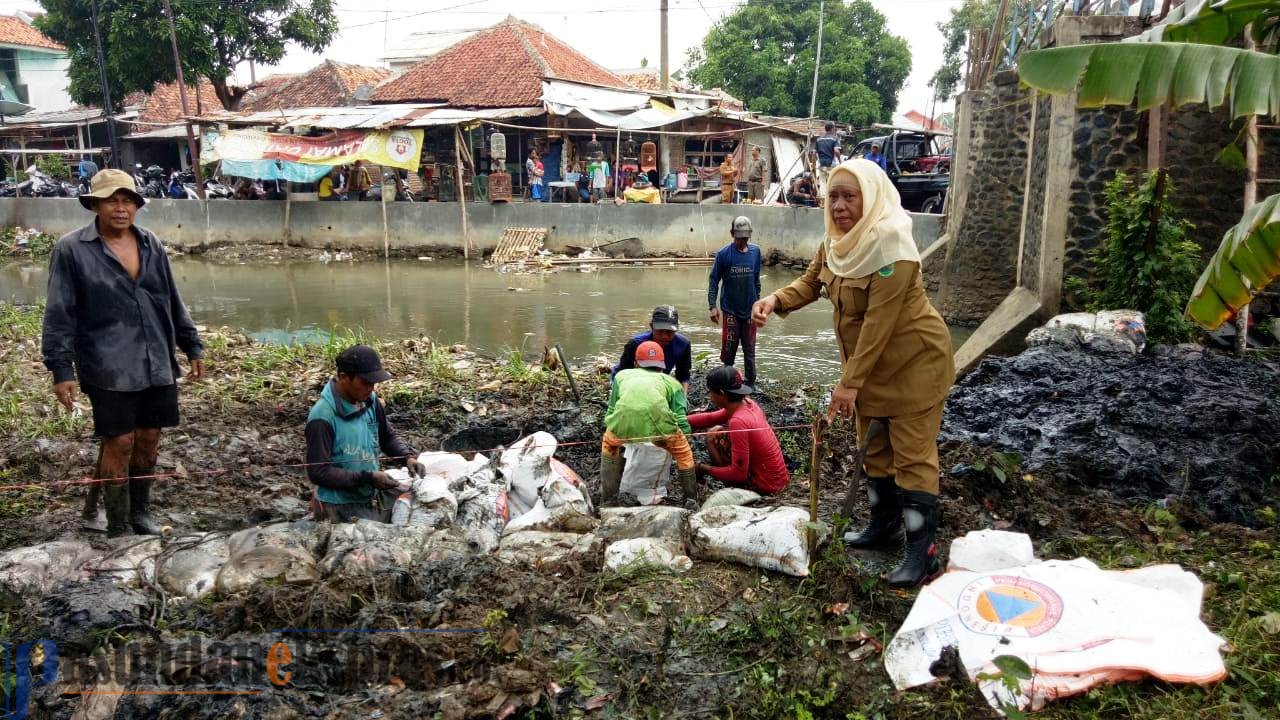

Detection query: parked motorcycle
xmin=141 ymin=165 xmax=168 ymax=199
xmin=204 ymin=176 xmax=233 ymax=199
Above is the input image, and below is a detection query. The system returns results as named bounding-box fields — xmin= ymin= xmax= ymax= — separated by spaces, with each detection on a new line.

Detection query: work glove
xmin=370 ymin=471 xmax=401 ymax=490
xmin=406 ymin=457 xmax=427 ymax=478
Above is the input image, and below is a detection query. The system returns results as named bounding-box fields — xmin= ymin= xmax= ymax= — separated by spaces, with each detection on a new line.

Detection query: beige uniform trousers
xmin=856 ymin=399 xmax=945 ymax=495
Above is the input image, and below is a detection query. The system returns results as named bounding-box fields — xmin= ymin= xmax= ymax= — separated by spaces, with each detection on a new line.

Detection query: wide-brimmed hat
xmin=79 ymin=168 xmax=145 ymax=210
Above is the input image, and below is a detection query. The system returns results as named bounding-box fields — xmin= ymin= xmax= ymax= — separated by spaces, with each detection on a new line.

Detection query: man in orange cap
xmin=600 ymin=340 xmax=696 ymax=506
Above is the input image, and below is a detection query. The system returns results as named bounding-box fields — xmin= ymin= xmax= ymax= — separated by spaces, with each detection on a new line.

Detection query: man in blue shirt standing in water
xmin=708 ymin=216 xmax=762 ymax=386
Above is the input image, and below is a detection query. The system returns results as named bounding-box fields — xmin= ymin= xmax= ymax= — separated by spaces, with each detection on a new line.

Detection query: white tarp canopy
xmin=541 ymin=79 xmax=717 ymax=131
xmin=765 ymin=135 xmax=803 ymax=204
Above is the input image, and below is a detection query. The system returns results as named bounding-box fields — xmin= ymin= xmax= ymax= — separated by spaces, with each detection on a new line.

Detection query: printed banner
xmin=201 ymin=128 xmax=424 ymax=172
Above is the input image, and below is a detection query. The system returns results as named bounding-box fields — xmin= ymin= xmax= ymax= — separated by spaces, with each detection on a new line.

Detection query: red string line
xmin=0 ymin=423 xmax=818 ymax=492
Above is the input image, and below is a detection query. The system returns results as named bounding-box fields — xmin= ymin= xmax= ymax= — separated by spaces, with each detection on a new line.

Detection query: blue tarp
xmin=220 ymin=159 xmax=331 ymax=183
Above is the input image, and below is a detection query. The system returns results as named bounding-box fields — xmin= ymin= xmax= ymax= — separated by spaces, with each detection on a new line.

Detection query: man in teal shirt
xmin=600 ymin=340 xmax=697 ymax=506
xmin=305 ymin=345 xmax=426 ymax=522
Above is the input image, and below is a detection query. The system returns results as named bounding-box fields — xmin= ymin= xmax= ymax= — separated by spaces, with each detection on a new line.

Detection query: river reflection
xmin=1 ymin=258 xmax=970 ymax=386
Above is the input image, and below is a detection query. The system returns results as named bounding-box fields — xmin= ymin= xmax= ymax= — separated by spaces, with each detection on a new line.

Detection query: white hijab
xmin=823 ymin=158 xmax=919 ymax=278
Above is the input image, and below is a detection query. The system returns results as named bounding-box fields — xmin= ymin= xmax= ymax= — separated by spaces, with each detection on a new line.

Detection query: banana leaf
xmin=1137 ymin=0 xmax=1280 ymax=46
xmin=1185 ymin=193 xmax=1280 ymax=329
xmin=1018 ymin=42 xmax=1280 ymax=119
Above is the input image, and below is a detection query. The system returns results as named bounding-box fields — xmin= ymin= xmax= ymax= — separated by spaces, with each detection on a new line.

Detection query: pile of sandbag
xmin=1025 ymin=310 xmax=1146 ymax=354
xmin=884 ymin=530 xmax=1228 ymax=714
xmin=598 ymin=506 xmax=692 ymax=572
xmin=688 ymin=505 xmax=824 ymax=577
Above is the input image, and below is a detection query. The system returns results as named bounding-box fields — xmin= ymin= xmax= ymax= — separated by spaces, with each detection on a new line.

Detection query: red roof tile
xmin=0 ymin=15 xmax=63 ymax=51
xmin=372 ymin=17 xmax=627 ymax=107
xmin=242 ymin=61 xmax=390 ymax=111
xmin=136 ymin=79 xmax=222 ymax=124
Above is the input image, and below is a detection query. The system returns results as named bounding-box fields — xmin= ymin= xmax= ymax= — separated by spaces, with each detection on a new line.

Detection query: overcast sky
xmin=8 ymin=0 xmax=964 ymax=118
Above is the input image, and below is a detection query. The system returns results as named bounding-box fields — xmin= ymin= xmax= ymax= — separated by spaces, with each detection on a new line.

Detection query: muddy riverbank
xmin=0 ymin=303 xmax=1277 ymax=719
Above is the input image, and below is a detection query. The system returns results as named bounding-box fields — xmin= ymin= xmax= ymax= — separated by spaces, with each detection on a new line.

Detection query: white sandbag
xmin=699 ymin=487 xmax=763 ymax=511
xmin=619 ymin=443 xmax=672 ymax=505
xmin=79 ymin=537 xmax=162 ymax=587
xmin=0 ymin=540 xmax=96 ymax=598
xmin=947 ymin=529 xmax=1037 ymax=573
xmin=156 ymin=534 xmax=229 ymax=599
xmin=597 ymin=506 xmax=689 ymax=543
xmin=413 ymin=451 xmax=489 ymax=490
xmin=216 ymin=521 xmax=325 ymax=595
xmin=1027 ymin=310 xmax=1147 ymax=354
xmin=885 ymin=531 xmax=1227 ymax=714
xmin=550 ymin=458 xmax=594 ymax=516
xmin=388 ymin=472 xmax=459 ymax=529
xmin=496 ymin=531 xmax=602 ymax=569
xmin=321 ymin=521 xmax=437 ymax=577
xmin=605 ymin=538 xmax=692 ymax=572
xmin=499 ymin=432 xmax=559 ymax=517
xmin=503 ymin=497 xmax=598 ymax=535
xmin=456 ymin=481 xmax=509 ymax=537
xmin=688 ymin=506 xmax=824 ymax=577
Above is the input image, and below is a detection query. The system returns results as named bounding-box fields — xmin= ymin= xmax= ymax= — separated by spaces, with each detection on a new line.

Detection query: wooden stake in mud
xmin=555 ymin=343 xmax=581 ymax=404
xmin=807 ymin=415 xmax=829 ymax=554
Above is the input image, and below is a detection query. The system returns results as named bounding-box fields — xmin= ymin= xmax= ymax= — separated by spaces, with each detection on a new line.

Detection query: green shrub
xmin=35 ymin=154 xmax=71 ymax=180
xmin=1071 ymin=170 xmax=1201 ymax=345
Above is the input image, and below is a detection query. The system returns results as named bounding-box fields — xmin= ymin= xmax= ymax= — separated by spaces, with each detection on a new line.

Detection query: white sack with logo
xmin=884 ymin=530 xmax=1227 ymax=714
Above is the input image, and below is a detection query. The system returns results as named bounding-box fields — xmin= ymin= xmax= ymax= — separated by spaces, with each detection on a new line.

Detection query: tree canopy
xmin=36 ymin=0 xmax=339 ymax=110
xmin=683 ymin=0 xmax=910 ymax=126
xmin=928 ymin=0 xmax=999 ymax=103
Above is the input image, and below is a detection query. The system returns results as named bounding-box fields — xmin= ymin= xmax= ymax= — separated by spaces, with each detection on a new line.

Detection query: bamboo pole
xmin=455 ymin=124 xmax=470 ymax=260
xmin=1239 ymin=31 xmax=1258 ymax=355
xmin=807 ymin=416 xmax=828 ymax=556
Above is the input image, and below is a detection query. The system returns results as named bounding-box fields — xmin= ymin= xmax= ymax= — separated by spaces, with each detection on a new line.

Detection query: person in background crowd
xmin=77 ymin=156 xmax=99 ymax=183
xmin=688 ymin=366 xmax=790 ymax=495
xmin=708 ymin=216 xmax=762 ymax=386
xmin=349 ymin=160 xmax=373 ymax=201
xmin=815 ymin=121 xmax=842 ymax=201
xmin=745 ymin=146 xmax=767 ymax=204
xmin=305 ymin=345 xmax=427 ymax=523
xmin=589 ymin=154 xmax=611 ymax=202
xmin=42 ymin=170 xmax=205 ymax=537
xmin=787 ymin=172 xmax=818 ymax=207
xmin=527 ymin=149 xmax=545 ymax=202
xmin=622 ymin=174 xmax=661 ymax=204
xmin=613 ymin=305 xmax=692 ymax=390
xmin=866 ymin=143 xmax=888 ymax=172
xmin=752 ymin=158 xmax=954 ymax=588
xmin=719 ymin=154 xmax=739 ymax=204
xmin=318 ymin=167 xmax=340 ymax=201
xmin=599 ymin=341 xmax=696 ymax=506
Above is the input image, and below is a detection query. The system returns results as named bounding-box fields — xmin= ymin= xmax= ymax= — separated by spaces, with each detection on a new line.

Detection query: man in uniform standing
xmin=42 ymin=169 xmax=206 ymax=537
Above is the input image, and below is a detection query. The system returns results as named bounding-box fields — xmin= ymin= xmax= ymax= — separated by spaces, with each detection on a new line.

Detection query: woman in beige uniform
xmin=751 ymin=158 xmax=954 ymax=588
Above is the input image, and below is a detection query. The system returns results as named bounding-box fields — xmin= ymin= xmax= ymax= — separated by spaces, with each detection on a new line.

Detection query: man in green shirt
xmin=600 ymin=340 xmax=696 ymax=505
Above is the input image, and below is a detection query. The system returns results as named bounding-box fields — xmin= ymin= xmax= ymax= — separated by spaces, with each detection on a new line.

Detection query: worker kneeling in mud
xmin=687 ymin=366 xmax=790 ymax=495
xmin=305 ymin=345 xmax=427 ymax=522
xmin=600 ymin=341 xmax=697 ymax=507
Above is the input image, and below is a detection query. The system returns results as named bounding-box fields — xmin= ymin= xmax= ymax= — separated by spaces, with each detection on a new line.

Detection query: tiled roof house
xmin=127 ymin=79 xmax=222 ymax=125
xmin=0 ymin=14 xmax=73 ymax=111
xmin=243 ymin=60 xmax=390 ymax=111
xmin=372 ymin=17 xmax=627 ymax=107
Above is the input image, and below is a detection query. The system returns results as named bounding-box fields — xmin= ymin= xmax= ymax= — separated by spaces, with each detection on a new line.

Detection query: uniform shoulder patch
xmin=877 ymin=264 xmax=895 ymax=278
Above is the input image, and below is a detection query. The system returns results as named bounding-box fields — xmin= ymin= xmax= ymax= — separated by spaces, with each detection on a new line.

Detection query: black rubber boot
xmin=886 ymin=491 xmax=941 ymax=589
xmin=676 ymin=468 xmax=699 ymax=510
xmin=103 ymin=482 xmax=133 ymax=538
xmin=80 ymin=483 xmax=108 ymax=533
xmin=843 ymin=476 xmax=904 ymax=549
xmin=128 ymin=467 xmax=162 ymax=535
xmin=599 ymin=454 xmax=624 ymax=505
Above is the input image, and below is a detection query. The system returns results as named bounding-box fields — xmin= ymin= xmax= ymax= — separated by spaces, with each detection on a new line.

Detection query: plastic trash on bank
xmin=884 ymin=530 xmax=1227 ymax=714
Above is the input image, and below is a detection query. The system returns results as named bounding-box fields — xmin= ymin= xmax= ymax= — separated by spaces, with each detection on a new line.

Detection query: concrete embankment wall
xmin=0 ymin=198 xmax=942 ymax=260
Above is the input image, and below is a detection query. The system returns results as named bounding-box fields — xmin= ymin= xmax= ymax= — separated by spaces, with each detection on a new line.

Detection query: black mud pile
xmin=943 ymin=344 xmax=1280 ymax=525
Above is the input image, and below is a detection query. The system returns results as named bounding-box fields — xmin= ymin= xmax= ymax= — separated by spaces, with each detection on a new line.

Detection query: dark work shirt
xmin=708 ymin=243 xmax=762 ymax=317
xmin=304 ymin=397 xmax=416 ymax=491
xmin=613 ymin=331 xmax=692 ymax=383
xmin=42 ymin=222 xmax=203 ymax=391
xmin=815 ymin=135 xmax=839 ymax=167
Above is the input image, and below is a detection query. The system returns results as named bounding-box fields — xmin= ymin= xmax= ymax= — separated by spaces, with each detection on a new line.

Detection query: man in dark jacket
xmin=42 ymin=169 xmax=206 ymax=537
xmin=612 ymin=305 xmax=692 ymax=390
xmin=305 ymin=345 xmax=426 ymax=523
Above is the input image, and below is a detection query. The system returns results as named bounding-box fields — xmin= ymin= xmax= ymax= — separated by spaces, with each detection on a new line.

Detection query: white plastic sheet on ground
xmin=885 ymin=530 xmax=1228 ymax=714
xmin=620 ymin=443 xmax=672 ymax=505
xmin=688 ymin=505 xmax=824 ymax=577
xmin=605 ymin=538 xmax=692 ymax=573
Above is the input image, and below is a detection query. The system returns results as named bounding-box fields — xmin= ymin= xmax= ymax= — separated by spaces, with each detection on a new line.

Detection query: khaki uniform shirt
xmin=772 ymin=247 xmax=954 ymax=416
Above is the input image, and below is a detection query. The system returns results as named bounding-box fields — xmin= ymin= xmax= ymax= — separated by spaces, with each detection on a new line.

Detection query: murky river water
xmin=1 ymin=258 xmax=971 ymax=386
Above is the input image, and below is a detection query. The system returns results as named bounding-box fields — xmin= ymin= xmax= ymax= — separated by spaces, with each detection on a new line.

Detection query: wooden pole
xmin=807 ymin=416 xmax=828 ymax=556
xmin=614 ymin=127 xmax=622 ymax=199
xmin=1239 ymin=31 xmax=1258 ymax=355
xmin=161 ymin=0 xmax=204 ymax=199
xmin=455 ymin=124 xmax=470 ymax=259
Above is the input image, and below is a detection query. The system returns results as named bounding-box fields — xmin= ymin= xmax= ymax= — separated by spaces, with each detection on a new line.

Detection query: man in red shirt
xmin=688 ymin=366 xmax=791 ymax=495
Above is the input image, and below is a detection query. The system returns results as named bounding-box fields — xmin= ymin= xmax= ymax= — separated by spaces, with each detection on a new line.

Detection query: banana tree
xmin=1017 ymin=0 xmax=1280 ymax=333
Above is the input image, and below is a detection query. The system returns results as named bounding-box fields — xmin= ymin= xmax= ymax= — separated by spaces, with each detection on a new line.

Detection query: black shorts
xmin=82 ymin=384 xmax=180 ymax=438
